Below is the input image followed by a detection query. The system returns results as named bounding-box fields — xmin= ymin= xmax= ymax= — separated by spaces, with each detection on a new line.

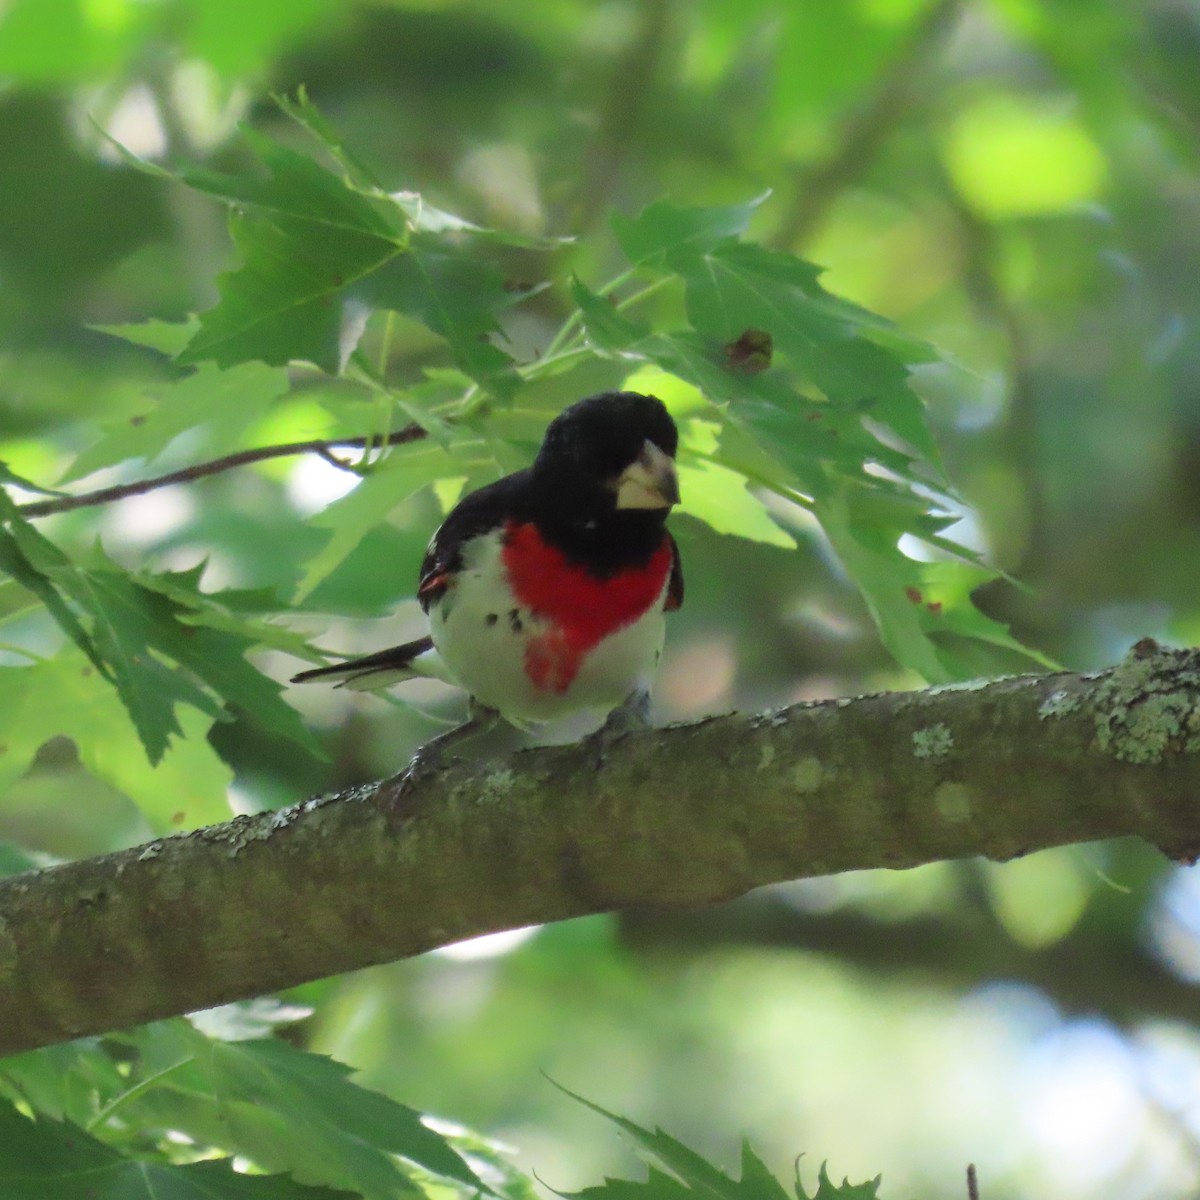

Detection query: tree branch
xmin=15 ymin=426 xmax=428 ymax=520
xmin=3 ymin=639 xmax=1200 ymax=1057
xmin=771 ymin=0 xmax=963 ymax=250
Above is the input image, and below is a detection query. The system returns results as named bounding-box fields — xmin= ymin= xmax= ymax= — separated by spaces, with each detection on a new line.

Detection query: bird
xmin=291 ymin=390 xmax=683 ymax=769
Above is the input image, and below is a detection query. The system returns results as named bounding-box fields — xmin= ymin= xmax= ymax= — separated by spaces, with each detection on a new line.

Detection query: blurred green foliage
xmin=3 ymin=0 xmax=1200 ymax=1198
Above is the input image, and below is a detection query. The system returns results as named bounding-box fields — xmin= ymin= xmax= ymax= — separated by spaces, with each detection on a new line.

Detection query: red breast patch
xmin=501 ymin=522 xmax=672 ymax=694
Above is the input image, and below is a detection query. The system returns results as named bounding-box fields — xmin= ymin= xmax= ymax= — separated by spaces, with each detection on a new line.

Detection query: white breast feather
xmin=428 ymin=531 xmax=667 ymax=725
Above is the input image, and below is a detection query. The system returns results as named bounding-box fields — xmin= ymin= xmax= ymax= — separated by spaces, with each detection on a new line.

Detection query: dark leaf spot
xmin=171 ymin=810 xmax=186 ymax=825
xmin=905 ymin=587 xmax=922 ymax=604
xmin=723 ymin=328 xmax=772 ymax=374
xmin=926 ymin=601 xmax=943 ymax=616
xmin=485 ymin=613 xmax=498 ymax=626
xmin=130 ymin=414 xmax=146 ymax=426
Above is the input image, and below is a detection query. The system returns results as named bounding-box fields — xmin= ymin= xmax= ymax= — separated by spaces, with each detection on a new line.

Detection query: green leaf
xmin=65 ymin=567 xmax=223 ymax=762
xmin=677 ymin=457 xmax=795 ymax=549
xmin=795 ymin=1163 xmax=881 ymax=1200
xmin=555 ymin=1083 xmax=756 ymax=1200
xmin=296 ymin=442 xmax=456 ymax=600
xmin=0 ymin=492 xmax=108 ymax=676
xmin=814 ymin=483 xmax=954 ymax=684
xmin=0 ymin=512 xmax=319 ymax=765
xmin=676 ymin=240 xmax=931 ymax=363
xmin=168 ymin=133 xmax=405 ymax=373
xmin=554 ymin=1084 xmax=877 ymax=1200
xmin=0 ymin=462 xmax=62 ymax=496
xmin=203 ymin=1040 xmax=487 ymax=1193
xmin=113 ymin=1026 xmax=488 ymax=1200
xmin=65 ymin=361 xmax=291 ymax=482
xmin=812 ymin=484 xmax=1052 ymax=683
xmin=361 ymin=233 xmax=519 ymax=396
xmin=99 ymin=559 xmax=325 ymax=758
xmin=913 ymin=560 xmax=1060 ymax=672
xmin=0 ymin=652 xmax=234 ymax=831
xmin=612 ymin=195 xmax=769 ymax=265
xmin=803 ymin=339 xmax=942 ymax=468
xmin=135 ymin=568 xmax=323 ymax=664
xmin=572 ymin=276 xmax=650 ymax=353
xmin=158 ymin=130 xmax=520 ymax=392
xmin=569 ymin=1166 xmax=692 ymax=1200
xmin=93 ymin=317 xmax=201 ymax=356
xmin=0 ymin=1097 xmax=356 ymax=1200
xmin=180 ymin=205 xmax=400 ymax=374
xmin=0 ymin=1038 xmax=125 ymax=1126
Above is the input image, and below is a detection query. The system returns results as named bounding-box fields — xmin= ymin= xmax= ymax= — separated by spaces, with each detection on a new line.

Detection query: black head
xmin=534 ymin=391 xmax=678 ymax=495
xmin=529 ymin=391 xmax=680 ymax=569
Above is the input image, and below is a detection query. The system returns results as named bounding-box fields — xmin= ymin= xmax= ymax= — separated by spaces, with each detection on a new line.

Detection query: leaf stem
xmin=614 ymin=274 xmax=672 ymax=314
xmin=540 ymin=266 xmax=640 ymax=362
xmin=84 ymin=1056 xmax=194 ymax=1133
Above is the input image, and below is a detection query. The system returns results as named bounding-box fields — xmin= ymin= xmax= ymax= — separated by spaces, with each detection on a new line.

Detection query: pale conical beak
xmin=615 ymin=439 xmax=680 ymax=510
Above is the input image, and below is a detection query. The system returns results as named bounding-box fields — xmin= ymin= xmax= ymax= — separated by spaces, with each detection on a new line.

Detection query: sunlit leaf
xmin=93 ymin=317 xmax=201 ymax=357
xmin=64 ymin=361 xmax=291 ymax=482
xmin=0 ymin=651 xmax=233 ymax=830
xmin=295 ymin=442 xmax=456 ymax=600
xmin=0 ymin=462 xmax=62 ymax=496
xmin=677 ymin=458 xmax=795 ymax=548
xmin=612 ymin=195 xmax=769 ymax=265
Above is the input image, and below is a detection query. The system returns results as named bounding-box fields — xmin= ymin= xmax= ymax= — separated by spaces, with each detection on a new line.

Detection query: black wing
xmin=416 ymin=469 xmax=533 ymax=611
xmin=665 ymin=531 xmax=684 ymax=612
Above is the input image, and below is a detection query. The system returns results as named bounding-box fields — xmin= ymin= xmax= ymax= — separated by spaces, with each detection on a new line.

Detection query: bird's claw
xmin=586 ymin=691 xmax=652 ymax=766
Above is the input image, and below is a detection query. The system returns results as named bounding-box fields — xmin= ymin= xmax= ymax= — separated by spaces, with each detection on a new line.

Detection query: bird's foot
xmin=586 ymin=690 xmax=652 ymax=766
xmin=399 ymin=701 xmax=502 ymax=789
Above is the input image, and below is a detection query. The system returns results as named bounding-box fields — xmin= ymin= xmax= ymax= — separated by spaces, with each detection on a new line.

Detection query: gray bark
xmin=2 ymin=638 xmax=1198 ymax=1058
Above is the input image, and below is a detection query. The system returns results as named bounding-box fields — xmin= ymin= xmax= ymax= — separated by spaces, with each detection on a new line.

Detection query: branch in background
xmin=771 ymin=0 xmax=963 ymax=250
xmin=2 ymin=639 xmax=1200 ymax=1057
xmin=932 ymin=157 xmax=1048 ymax=576
xmin=621 ymin=883 xmax=1197 ymax=1028
xmin=15 ymin=426 xmax=428 ymax=520
xmin=570 ymin=0 xmax=673 ymax=234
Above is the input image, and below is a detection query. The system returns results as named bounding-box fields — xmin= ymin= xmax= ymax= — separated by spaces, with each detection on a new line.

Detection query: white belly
xmin=428 ymin=532 xmax=667 ymax=725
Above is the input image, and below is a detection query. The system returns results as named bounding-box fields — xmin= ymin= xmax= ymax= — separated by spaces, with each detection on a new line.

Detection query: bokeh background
xmin=3 ymin=0 xmax=1200 ymax=1197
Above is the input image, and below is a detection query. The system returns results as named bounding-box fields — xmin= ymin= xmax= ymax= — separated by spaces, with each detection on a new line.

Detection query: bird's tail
xmin=291 ymin=636 xmax=448 ymax=692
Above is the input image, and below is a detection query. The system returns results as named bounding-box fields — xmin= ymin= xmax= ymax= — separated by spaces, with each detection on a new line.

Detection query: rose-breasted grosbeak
xmin=292 ymin=391 xmax=682 ymax=762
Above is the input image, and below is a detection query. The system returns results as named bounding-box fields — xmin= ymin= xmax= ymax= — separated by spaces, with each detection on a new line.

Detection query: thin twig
xmin=771 ymin=0 xmax=963 ymax=250
xmin=15 ymin=426 xmax=427 ymax=520
xmin=966 ymin=1163 xmax=979 ymax=1200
